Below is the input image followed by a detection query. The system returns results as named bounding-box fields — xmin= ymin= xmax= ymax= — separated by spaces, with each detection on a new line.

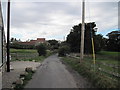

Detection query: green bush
xmin=36 ymin=43 xmax=47 ymax=56
xmin=58 ymin=45 xmax=70 ymax=56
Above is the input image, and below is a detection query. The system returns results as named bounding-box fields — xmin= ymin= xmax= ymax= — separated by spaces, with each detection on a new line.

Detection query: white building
xmin=0 ymin=0 xmax=6 ymax=70
xmin=0 ymin=0 xmax=7 ymax=89
xmin=0 ymin=2 xmax=7 ymax=90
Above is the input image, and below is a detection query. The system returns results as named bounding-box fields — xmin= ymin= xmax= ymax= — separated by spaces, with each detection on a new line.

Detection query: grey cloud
xmin=10 ymin=2 xmax=82 ymax=28
xmin=2 ymin=2 xmax=118 ymax=41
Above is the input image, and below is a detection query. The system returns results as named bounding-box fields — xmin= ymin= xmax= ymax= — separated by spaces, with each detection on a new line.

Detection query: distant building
xmin=18 ymin=38 xmax=46 ymax=46
xmin=107 ymin=30 xmax=120 ymax=40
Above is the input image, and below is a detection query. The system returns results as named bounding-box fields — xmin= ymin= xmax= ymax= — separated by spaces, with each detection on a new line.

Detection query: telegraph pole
xmin=80 ymin=0 xmax=85 ymax=62
xmin=7 ymin=0 xmax=10 ymax=72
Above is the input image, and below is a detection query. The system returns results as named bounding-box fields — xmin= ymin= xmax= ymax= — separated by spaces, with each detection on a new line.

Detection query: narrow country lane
xmin=25 ymin=54 xmax=78 ymax=88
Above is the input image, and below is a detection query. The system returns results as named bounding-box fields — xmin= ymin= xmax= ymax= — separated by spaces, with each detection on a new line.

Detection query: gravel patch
xmin=2 ymin=61 xmax=41 ymax=89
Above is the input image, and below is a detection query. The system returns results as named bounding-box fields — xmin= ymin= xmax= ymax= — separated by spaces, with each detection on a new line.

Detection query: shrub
xmin=58 ymin=45 xmax=70 ymax=56
xmin=36 ymin=43 xmax=47 ymax=56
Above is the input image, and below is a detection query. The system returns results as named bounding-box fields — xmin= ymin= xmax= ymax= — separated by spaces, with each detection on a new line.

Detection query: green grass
xmin=84 ymin=50 xmax=119 ymax=65
xmin=84 ymin=52 xmax=119 ymax=75
xmin=84 ymin=55 xmax=119 ymax=65
xmin=16 ymin=51 xmax=53 ymax=62
xmin=10 ymin=48 xmax=55 ymax=62
xmin=62 ymin=56 xmax=119 ymax=88
xmin=98 ymin=51 xmax=119 ymax=56
xmin=61 ymin=51 xmax=119 ymax=88
xmin=97 ymin=51 xmax=119 ymax=60
xmin=10 ymin=49 xmax=37 ymax=53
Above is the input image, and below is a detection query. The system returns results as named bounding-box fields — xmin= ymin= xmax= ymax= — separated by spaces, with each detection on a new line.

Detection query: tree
xmin=106 ymin=31 xmax=120 ymax=52
xmin=58 ymin=45 xmax=70 ymax=56
xmin=10 ymin=37 xmax=14 ymax=42
xmin=66 ymin=22 xmax=100 ymax=54
xmin=10 ymin=37 xmax=20 ymax=43
xmin=36 ymin=43 xmax=47 ymax=56
xmin=94 ymin=34 xmax=106 ymax=53
xmin=18 ymin=39 xmax=21 ymax=42
xmin=47 ymin=39 xmax=59 ymax=50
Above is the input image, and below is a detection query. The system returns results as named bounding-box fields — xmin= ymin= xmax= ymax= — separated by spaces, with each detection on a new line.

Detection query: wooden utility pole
xmin=80 ymin=0 xmax=85 ymax=62
xmin=7 ymin=0 xmax=10 ymax=72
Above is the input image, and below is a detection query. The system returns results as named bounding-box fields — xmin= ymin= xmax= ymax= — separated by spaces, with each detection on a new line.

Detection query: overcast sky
xmin=1 ymin=1 xmax=119 ymax=41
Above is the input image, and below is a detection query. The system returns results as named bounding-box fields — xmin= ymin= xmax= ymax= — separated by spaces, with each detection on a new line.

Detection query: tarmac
xmin=25 ymin=54 xmax=78 ymax=88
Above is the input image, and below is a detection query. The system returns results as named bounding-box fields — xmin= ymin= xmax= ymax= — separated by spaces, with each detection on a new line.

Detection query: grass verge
xmin=61 ymin=56 xmax=119 ymax=88
xmin=97 ymin=51 xmax=120 ymax=60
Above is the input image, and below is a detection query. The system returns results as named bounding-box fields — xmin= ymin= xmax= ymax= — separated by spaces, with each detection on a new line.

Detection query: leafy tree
xmin=10 ymin=37 xmax=21 ymax=43
xmin=60 ymin=41 xmax=69 ymax=47
xmin=66 ymin=22 xmax=100 ymax=54
xmin=58 ymin=45 xmax=70 ymax=56
xmin=36 ymin=43 xmax=47 ymax=56
xmin=106 ymin=31 xmax=120 ymax=52
xmin=47 ymin=39 xmax=59 ymax=50
xmin=10 ymin=37 xmax=14 ymax=42
xmin=94 ymin=34 xmax=106 ymax=53
xmin=18 ymin=39 xmax=21 ymax=42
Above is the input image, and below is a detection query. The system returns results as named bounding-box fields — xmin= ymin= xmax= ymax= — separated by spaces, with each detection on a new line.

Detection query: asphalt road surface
xmin=25 ymin=54 xmax=78 ymax=88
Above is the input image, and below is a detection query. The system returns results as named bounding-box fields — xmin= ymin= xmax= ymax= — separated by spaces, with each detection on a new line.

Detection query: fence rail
xmin=90 ymin=65 xmax=120 ymax=78
xmin=67 ymin=55 xmax=120 ymax=79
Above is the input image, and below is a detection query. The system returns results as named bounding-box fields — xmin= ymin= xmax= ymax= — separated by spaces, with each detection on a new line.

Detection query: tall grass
xmin=97 ymin=51 xmax=119 ymax=60
xmin=62 ymin=51 xmax=119 ymax=88
xmin=62 ymin=57 xmax=119 ymax=88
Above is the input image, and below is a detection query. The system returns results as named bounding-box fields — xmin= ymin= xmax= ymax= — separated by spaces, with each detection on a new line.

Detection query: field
xmin=96 ymin=51 xmax=119 ymax=61
xmin=10 ymin=49 xmax=37 ymax=53
xmin=10 ymin=49 xmax=53 ymax=62
xmin=84 ymin=51 xmax=119 ymax=74
xmin=62 ymin=51 xmax=119 ymax=88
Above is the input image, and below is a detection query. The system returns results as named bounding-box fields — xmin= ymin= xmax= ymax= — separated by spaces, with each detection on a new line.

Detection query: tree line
xmin=66 ymin=22 xmax=119 ymax=53
xmin=9 ymin=22 xmax=120 ymax=56
xmin=58 ymin=22 xmax=119 ymax=56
